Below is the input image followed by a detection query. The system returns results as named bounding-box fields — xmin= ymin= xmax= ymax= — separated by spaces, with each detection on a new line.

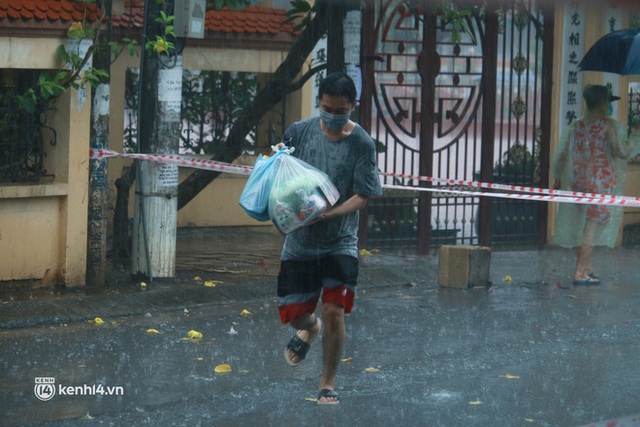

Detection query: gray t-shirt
xmin=280 ymin=117 xmax=382 ymax=260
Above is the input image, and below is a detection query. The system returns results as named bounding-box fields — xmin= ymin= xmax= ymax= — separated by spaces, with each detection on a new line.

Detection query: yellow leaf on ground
xmin=503 ymin=275 xmax=513 ymax=282
xmin=371 ymin=248 xmax=380 ymax=253
xmin=364 ymin=367 xmax=380 ymax=372
xmin=499 ymin=374 xmax=520 ymax=379
xmin=140 ymin=282 xmax=147 ymax=288
xmin=187 ymin=330 xmax=203 ymax=340
xmin=240 ymin=309 xmax=252 ymax=316
xmin=91 ymin=317 xmax=104 ymax=325
xmin=204 ymin=281 xmax=219 ymax=287
xmin=468 ymin=400 xmax=482 ymax=405
xmin=304 ymin=397 xmax=318 ymax=402
xmin=214 ymin=364 xmax=232 ymax=373
xmin=194 ymin=276 xmax=202 ymax=281
xmin=146 ymin=329 xmax=160 ymax=334
xmin=341 ymin=357 xmax=353 ymax=363
xmin=359 ymin=249 xmax=372 ymax=256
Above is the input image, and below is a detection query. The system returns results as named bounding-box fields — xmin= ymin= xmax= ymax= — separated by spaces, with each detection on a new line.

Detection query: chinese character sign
xmin=559 ymin=1 xmax=585 ymax=140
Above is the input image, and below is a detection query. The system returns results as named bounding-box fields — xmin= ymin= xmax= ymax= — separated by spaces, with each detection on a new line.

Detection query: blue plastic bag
xmin=239 ymin=147 xmax=290 ymax=221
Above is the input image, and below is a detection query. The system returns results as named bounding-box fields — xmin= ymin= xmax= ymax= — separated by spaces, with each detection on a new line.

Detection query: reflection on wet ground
xmin=1 ymin=228 xmax=640 ymax=426
xmin=0 ymin=226 xmax=284 ymax=303
xmin=175 ymin=226 xmax=284 ymax=282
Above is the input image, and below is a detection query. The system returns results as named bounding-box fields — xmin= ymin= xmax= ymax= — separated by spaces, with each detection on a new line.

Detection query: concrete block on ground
xmin=438 ymin=245 xmax=491 ymax=289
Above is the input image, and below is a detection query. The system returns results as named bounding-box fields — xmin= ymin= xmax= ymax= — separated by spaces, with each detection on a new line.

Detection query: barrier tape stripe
xmin=380 ymin=171 xmax=640 ymax=203
xmin=90 ymin=149 xmax=252 ymax=176
xmin=382 ymin=184 xmax=640 ymax=207
xmin=89 ymin=149 xmax=640 ymax=208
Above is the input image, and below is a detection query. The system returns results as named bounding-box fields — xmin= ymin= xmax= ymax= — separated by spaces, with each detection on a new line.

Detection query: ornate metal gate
xmin=360 ymin=0 xmax=553 ymax=252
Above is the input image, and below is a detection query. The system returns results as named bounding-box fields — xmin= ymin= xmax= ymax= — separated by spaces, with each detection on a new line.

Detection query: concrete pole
xmin=131 ymin=1 xmax=181 ymax=279
xmin=87 ymin=0 xmax=112 ymax=286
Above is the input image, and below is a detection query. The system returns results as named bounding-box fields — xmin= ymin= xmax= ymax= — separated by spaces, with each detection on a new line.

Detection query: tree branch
xmin=177 ymin=1 xmax=331 ymax=210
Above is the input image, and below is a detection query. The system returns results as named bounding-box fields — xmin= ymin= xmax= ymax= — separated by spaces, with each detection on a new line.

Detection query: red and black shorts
xmin=277 ymin=255 xmax=358 ymax=324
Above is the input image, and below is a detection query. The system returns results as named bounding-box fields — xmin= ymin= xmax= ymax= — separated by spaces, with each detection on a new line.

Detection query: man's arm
xmin=319 ymin=194 xmax=369 ymax=222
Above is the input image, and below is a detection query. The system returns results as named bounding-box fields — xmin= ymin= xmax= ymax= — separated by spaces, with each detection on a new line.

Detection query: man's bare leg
xmin=318 ymin=303 xmax=345 ymax=404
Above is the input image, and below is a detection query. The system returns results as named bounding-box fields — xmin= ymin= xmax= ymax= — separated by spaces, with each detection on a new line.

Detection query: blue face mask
xmin=608 ymin=104 xmax=614 ymax=116
xmin=319 ymin=109 xmax=350 ymax=131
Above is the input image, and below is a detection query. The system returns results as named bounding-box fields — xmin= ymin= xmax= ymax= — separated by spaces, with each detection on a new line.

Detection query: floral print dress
xmin=552 ymin=116 xmax=640 ymax=248
xmin=571 ymin=118 xmax=616 ymax=224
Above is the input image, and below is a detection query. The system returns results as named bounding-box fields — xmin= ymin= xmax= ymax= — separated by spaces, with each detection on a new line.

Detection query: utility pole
xmin=87 ymin=0 xmax=112 ymax=286
xmin=131 ymin=0 xmax=183 ymax=279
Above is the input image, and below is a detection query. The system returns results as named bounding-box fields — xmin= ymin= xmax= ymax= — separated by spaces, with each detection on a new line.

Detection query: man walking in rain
xmin=274 ymin=72 xmax=382 ymax=404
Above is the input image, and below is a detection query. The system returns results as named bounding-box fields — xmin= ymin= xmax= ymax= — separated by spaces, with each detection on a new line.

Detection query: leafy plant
xmin=495 ymin=142 xmax=539 ymax=184
xmin=284 ymin=0 xmax=315 ymax=32
xmin=145 ymin=9 xmax=176 ymax=55
xmin=403 ymin=0 xmax=485 ymax=44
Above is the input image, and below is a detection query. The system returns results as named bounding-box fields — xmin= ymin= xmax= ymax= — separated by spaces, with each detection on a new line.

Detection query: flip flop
xmin=573 ymin=276 xmax=601 ymax=286
xmin=284 ymin=319 xmax=321 ymax=367
xmin=317 ymin=388 xmax=340 ymax=405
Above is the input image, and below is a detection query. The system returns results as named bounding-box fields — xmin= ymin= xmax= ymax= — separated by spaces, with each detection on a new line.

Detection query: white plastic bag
xmin=268 ymin=151 xmax=340 ymax=234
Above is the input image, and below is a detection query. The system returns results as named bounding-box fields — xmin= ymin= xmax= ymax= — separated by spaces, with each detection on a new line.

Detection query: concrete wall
xmin=0 ymin=37 xmax=91 ymax=284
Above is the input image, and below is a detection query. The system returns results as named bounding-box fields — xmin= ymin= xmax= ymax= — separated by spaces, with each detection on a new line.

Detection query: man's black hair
xmin=319 ymin=72 xmax=357 ymax=103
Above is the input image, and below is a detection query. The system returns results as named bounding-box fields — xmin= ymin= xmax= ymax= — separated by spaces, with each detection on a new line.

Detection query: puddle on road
xmin=175 ymin=227 xmax=284 ymax=280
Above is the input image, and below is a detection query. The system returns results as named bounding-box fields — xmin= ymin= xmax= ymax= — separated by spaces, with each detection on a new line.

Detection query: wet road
xmin=2 ymin=241 xmax=640 ymax=426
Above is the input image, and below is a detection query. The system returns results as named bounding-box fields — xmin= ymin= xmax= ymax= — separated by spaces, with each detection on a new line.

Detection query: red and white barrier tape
xmin=89 ymin=149 xmax=252 ymax=176
xmin=382 ymin=184 xmax=640 ymax=208
xmin=380 ymin=171 xmax=640 ymax=204
xmin=90 ymin=149 xmax=640 ymax=207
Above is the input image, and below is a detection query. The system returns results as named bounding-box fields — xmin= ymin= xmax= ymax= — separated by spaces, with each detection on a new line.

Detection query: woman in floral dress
xmin=552 ymin=85 xmax=640 ymax=285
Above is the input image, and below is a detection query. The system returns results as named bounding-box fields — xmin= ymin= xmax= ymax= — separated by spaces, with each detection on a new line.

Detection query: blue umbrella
xmin=579 ymin=28 xmax=640 ymax=75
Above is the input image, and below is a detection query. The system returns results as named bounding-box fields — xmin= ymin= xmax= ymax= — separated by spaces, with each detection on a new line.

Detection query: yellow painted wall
xmin=0 ymin=34 xmax=91 ymax=285
xmin=0 ymin=197 xmax=61 ymax=281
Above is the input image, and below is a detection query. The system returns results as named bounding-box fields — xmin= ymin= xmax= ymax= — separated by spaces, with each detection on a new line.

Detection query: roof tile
xmin=60 ymin=1 xmax=74 ymax=13
xmin=0 ymin=0 xmax=297 ymax=40
xmin=22 ymin=0 xmax=36 ymax=12
xmin=34 ymin=1 xmax=47 ymax=12
xmin=59 ymin=10 xmax=72 ymax=21
xmin=112 ymin=2 xmax=297 ymax=36
xmin=48 ymin=1 xmax=61 ymax=12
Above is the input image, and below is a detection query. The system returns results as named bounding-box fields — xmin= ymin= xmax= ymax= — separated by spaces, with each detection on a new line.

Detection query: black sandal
xmin=284 ymin=333 xmax=310 ymax=367
xmin=317 ymin=388 xmax=340 ymax=405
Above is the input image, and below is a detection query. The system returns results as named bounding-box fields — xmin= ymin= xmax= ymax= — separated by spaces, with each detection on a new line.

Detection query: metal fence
xmin=0 ymin=70 xmax=55 ymax=183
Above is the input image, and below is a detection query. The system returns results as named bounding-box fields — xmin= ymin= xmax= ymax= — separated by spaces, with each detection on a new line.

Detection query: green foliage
xmin=284 ymin=0 xmax=315 ymax=32
xmin=180 ymin=70 xmax=258 ymax=155
xmin=496 ymin=142 xmax=539 ymax=184
xmin=404 ymin=0 xmax=485 ymax=44
xmin=145 ymin=8 xmax=176 ymax=55
xmin=209 ymin=0 xmax=249 ymax=11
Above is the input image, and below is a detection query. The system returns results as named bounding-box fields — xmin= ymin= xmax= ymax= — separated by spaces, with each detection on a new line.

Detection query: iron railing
xmin=0 ymin=70 xmax=56 ymax=183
